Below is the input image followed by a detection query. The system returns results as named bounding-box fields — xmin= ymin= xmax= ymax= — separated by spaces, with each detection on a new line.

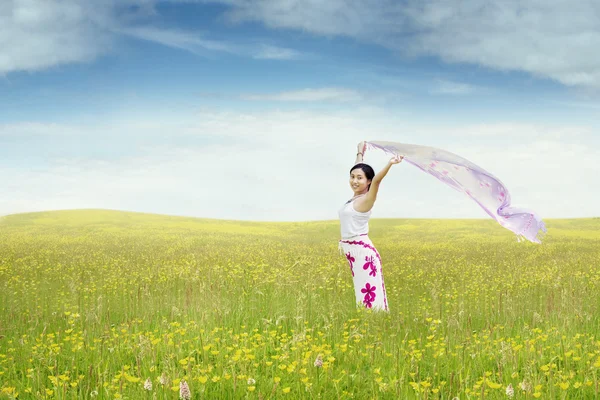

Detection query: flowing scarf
xmin=366 ymin=141 xmax=547 ymax=243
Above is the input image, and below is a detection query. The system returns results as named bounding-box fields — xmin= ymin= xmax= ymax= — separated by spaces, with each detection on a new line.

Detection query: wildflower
xmin=159 ymin=373 xmax=168 ymax=386
xmin=179 ymin=380 xmax=191 ymax=400
xmin=314 ymin=355 xmax=323 ymax=367
xmin=506 ymin=383 xmax=514 ymax=397
xmin=144 ymin=378 xmax=152 ymax=391
xmin=519 ymin=380 xmax=532 ymax=392
xmin=247 ymin=378 xmax=256 ymax=385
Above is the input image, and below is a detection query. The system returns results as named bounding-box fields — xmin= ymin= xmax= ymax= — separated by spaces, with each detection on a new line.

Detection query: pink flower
xmin=179 ymin=380 xmax=191 ymax=400
xmin=314 ymin=355 xmax=323 ymax=367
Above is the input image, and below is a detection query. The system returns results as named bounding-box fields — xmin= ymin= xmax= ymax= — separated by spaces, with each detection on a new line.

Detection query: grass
xmin=1 ymin=210 xmax=599 ymax=399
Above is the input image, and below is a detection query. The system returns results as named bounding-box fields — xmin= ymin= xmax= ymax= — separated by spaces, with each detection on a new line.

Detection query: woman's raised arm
xmin=353 ymin=156 xmax=403 ymax=213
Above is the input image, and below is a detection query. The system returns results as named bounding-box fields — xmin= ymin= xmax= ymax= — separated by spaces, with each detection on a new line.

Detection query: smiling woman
xmin=338 ymin=141 xmax=403 ymax=311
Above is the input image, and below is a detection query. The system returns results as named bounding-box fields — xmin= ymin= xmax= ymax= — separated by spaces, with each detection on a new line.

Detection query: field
xmin=1 ymin=210 xmax=600 ymax=399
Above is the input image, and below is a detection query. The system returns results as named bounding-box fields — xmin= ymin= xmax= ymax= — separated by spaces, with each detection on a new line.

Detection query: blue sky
xmin=1 ymin=0 xmax=599 ymax=221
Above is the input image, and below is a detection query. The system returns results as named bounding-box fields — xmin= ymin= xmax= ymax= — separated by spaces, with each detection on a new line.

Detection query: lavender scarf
xmin=367 ymin=141 xmax=546 ymax=243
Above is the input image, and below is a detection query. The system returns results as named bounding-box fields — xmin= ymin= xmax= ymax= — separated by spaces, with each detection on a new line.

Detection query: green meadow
xmin=1 ymin=210 xmax=600 ymax=399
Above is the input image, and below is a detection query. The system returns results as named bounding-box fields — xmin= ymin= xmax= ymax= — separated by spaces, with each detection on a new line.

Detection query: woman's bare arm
xmin=355 ymin=141 xmax=367 ymax=164
xmin=354 ymin=156 xmax=403 ymax=213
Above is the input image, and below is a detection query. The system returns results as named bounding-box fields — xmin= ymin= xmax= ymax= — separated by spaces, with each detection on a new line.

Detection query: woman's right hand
xmin=357 ymin=141 xmax=366 ymax=154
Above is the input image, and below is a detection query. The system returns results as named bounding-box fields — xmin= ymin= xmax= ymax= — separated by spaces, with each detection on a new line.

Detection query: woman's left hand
xmin=390 ymin=155 xmax=404 ymax=164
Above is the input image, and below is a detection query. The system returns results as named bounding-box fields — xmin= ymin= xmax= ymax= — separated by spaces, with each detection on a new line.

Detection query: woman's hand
xmin=357 ymin=141 xmax=367 ymax=154
xmin=390 ymin=155 xmax=404 ymax=164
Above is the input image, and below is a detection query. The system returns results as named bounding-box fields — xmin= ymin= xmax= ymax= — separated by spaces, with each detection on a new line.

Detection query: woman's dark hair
xmin=350 ymin=163 xmax=375 ymax=189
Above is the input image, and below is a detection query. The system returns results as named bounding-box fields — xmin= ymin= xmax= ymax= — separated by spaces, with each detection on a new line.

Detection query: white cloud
xmin=430 ymin=79 xmax=477 ymax=95
xmin=0 ymin=121 xmax=86 ymax=137
xmin=0 ymin=0 xmax=114 ymax=74
xmin=220 ymin=0 xmax=600 ymax=88
xmin=240 ymin=87 xmax=363 ymax=102
xmin=1 ymin=109 xmax=598 ymax=221
xmin=119 ymin=27 xmax=306 ymax=59
xmin=118 ymin=26 xmax=238 ymax=55
xmin=0 ymin=0 xmax=302 ymax=75
xmin=253 ymin=44 xmax=302 ymax=60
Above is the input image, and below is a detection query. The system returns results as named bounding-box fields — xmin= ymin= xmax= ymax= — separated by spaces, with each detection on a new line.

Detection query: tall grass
xmin=1 ymin=210 xmax=599 ymax=399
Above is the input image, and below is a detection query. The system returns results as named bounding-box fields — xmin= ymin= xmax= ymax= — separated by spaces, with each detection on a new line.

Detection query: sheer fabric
xmin=367 ymin=141 xmax=546 ymax=243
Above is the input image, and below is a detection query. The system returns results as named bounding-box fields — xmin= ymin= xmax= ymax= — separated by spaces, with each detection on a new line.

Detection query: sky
xmin=1 ymin=0 xmax=599 ymax=222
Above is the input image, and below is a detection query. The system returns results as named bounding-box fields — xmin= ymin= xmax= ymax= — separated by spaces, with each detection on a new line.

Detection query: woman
xmin=338 ymin=141 xmax=403 ymax=311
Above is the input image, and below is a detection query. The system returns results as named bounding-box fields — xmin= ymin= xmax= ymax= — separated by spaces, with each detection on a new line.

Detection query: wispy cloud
xmin=220 ymin=0 xmax=600 ymax=88
xmin=118 ymin=26 xmax=237 ymax=55
xmin=240 ymin=88 xmax=363 ymax=102
xmin=0 ymin=0 xmax=114 ymax=74
xmin=120 ymin=27 xmax=305 ymax=59
xmin=0 ymin=122 xmax=84 ymax=137
xmin=253 ymin=44 xmax=302 ymax=60
xmin=0 ymin=0 xmax=303 ymax=75
xmin=430 ymin=79 xmax=477 ymax=95
xmin=554 ymin=100 xmax=600 ymax=110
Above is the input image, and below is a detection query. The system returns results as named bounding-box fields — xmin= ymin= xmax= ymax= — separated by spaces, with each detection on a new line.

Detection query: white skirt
xmin=338 ymin=235 xmax=389 ymax=311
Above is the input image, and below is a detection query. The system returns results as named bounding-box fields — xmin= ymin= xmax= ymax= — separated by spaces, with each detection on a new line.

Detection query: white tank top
xmin=338 ymin=196 xmax=371 ymax=239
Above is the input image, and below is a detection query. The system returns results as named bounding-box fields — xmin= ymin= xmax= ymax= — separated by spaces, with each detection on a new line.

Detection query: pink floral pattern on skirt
xmin=339 ymin=236 xmax=388 ymax=311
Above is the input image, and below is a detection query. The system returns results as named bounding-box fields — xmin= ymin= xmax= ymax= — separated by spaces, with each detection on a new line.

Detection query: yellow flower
xmin=485 ymin=381 xmax=502 ymax=389
xmin=248 ymin=386 xmax=256 ymax=392
xmin=282 ymin=387 xmax=291 ymax=393
xmin=198 ymin=376 xmax=208 ymax=384
xmin=559 ymin=382 xmax=570 ymax=390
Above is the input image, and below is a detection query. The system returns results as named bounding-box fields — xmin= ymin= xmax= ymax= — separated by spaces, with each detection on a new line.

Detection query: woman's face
xmin=349 ymin=168 xmax=371 ymax=193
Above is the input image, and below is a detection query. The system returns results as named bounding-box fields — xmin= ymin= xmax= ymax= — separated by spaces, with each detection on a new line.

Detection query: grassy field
xmin=1 ymin=210 xmax=599 ymax=399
